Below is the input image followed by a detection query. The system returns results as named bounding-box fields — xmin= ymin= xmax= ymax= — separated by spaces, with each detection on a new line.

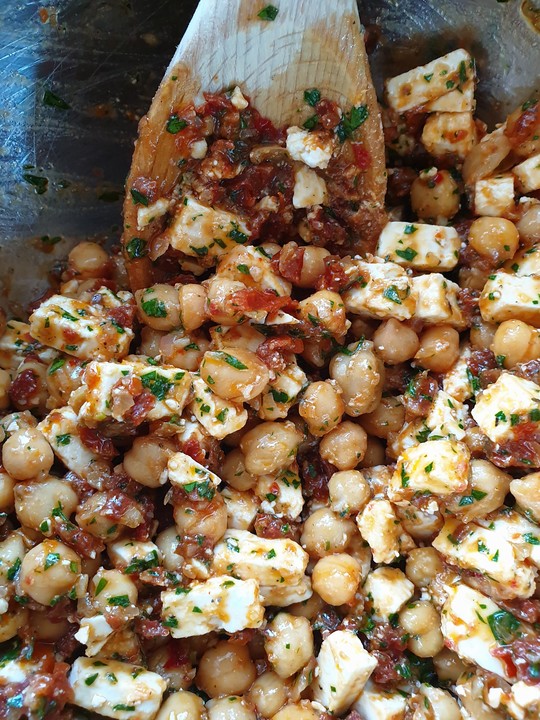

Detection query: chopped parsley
xmin=395 ymin=247 xmax=418 ymax=262
xmin=126 ymin=237 xmax=148 ymax=259
xmin=258 ymin=4 xmax=279 ymax=20
xmin=48 ymin=358 xmax=65 ymax=375
xmin=304 ymin=88 xmax=321 ymax=106
xmin=107 ymin=595 xmax=130 ymax=607
xmin=487 ymin=609 xmax=520 ymax=645
xmin=141 ymin=297 xmax=167 ymax=318
xmin=140 ymin=371 xmax=173 ymax=400
xmin=215 ymin=351 xmax=248 ymax=370
xmin=130 ymin=188 xmax=149 ymax=206
xmin=44 ymin=552 xmax=60 ymax=570
xmin=383 ymin=285 xmax=402 ymax=305
xmin=336 ymin=104 xmax=369 ymax=142
xmin=166 ymin=115 xmax=188 ymax=133
xmin=43 ymin=89 xmax=70 ymax=110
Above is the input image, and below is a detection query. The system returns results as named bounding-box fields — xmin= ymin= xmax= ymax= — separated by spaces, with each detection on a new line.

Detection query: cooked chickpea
xmin=155 ymin=692 xmax=205 ymax=720
xmin=372 ymin=319 xmax=419 ymax=365
xmin=359 ymin=437 xmax=386 ymax=467
xmin=433 ymin=648 xmax=469 ymax=682
xmin=139 ymin=327 xmax=164 ymax=357
xmin=0 ymin=470 xmax=14 ymax=512
xmin=20 ymin=539 xmax=82 ymax=606
xmin=15 ymin=477 xmax=78 ymax=532
xmin=155 ymin=527 xmax=184 ymax=572
xmin=197 ymin=642 xmax=256 ymax=698
xmin=272 ymin=702 xmax=319 ymax=720
xmin=470 ymin=318 xmax=497 ymax=350
xmin=207 ymin=696 xmax=255 ymax=720
xmin=328 ymin=470 xmax=370 ymax=516
xmin=288 ymin=592 xmax=326 ymax=620
xmin=123 ymin=435 xmax=175 ymax=488
xmin=0 ymin=532 xmax=26 ymax=586
xmin=68 ymin=241 xmax=109 ymax=278
xmin=0 ymin=369 xmax=10 ymax=410
xmin=300 ymin=508 xmax=356 ymax=557
xmin=205 ymin=277 xmax=246 ymax=325
xmin=90 ymin=568 xmax=137 ymax=613
xmin=468 ymin=216 xmax=519 ymax=263
xmin=0 ymin=606 xmax=28 ymax=642
xmin=136 ymin=284 xmax=181 ymax=331
xmin=75 ymin=492 xmax=122 ymax=540
xmin=265 ymin=613 xmax=313 ymax=678
xmin=329 ymin=341 xmax=384 ymax=416
xmin=297 ymin=247 xmax=331 ymax=288
xmin=511 ymin=471 xmax=540 ymax=522
xmin=2 ymin=427 xmax=54 ymax=480
xmin=29 ymin=611 xmax=70 ymax=641
xmin=222 ymin=449 xmax=257 ymax=490
xmin=312 ymin=553 xmax=361 ymax=605
xmin=248 ymin=672 xmax=288 ymax=717
xmin=200 ymin=349 xmax=269 ymax=403
xmin=298 ymin=290 xmax=349 ymax=338
xmin=414 ymin=325 xmax=460 ymax=373
xmin=418 ymin=687 xmax=461 ymax=720
xmin=319 ymin=421 xmax=367 ymax=470
xmin=447 ymin=459 xmax=511 ymax=520
xmin=240 ymin=421 xmax=302 ymax=476
xmin=410 ymin=169 xmax=460 ymax=221
xmin=405 ymin=547 xmax=444 ymax=588
xmin=173 ymin=493 xmax=228 ymax=546
xmin=517 ymin=204 xmax=540 ymax=243
xmin=491 ymin=319 xmax=540 ymax=368
xmin=360 ymin=396 xmax=405 ymax=439
xmin=298 ymin=381 xmax=344 ymax=437
xmin=160 ymin=330 xmax=210 ymax=371
xmin=178 ymin=283 xmax=208 ymax=332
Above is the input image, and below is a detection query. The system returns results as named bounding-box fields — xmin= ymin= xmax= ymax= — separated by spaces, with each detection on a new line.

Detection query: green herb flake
xmin=237 ymin=264 xmax=250 ymax=275
xmin=44 ymin=552 xmax=60 ymax=570
xmin=383 ymin=284 xmax=402 ymax=305
xmin=163 ymin=616 xmax=179 ymax=628
xmin=523 ymin=533 xmax=540 ymax=545
xmin=258 ymin=4 xmax=279 ymax=20
xmin=56 ymin=433 xmax=71 ymax=446
xmin=266 ymin=549 xmax=277 ymax=560
xmin=395 ymin=247 xmax=418 ymax=262
xmin=7 ymin=558 xmax=21 ymax=581
xmin=113 ymin=705 xmax=136 ymax=712
xmin=85 ymin=673 xmax=99 ymax=686
xmin=95 ymin=578 xmax=108 ymax=596
xmin=336 ymin=104 xmax=369 ymax=142
xmin=400 ymin=464 xmax=410 ymax=488
xmin=48 ymin=358 xmax=65 ymax=375
xmin=140 ymin=370 xmax=173 ymax=401
xmin=141 ymin=297 xmax=167 ymax=318
xmin=43 ymin=89 xmax=70 ymax=110
xmin=107 ymin=595 xmax=130 ymax=607
xmin=423 ymin=73 xmax=434 ymax=82
xmin=403 ymin=224 xmax=417 ymax=234
xmin=487 ymin=609 xmax=520 ymax=645
xmin=130 ymin=188 xmax=149 ymax=206
xmin=192 ymin=606 xmax=203 ymax=613
xmin=23 ymin=174 xmax=48 ymax=194
xmin=126 ymin=237 xmax=148 ymax=259
xmin=303 ymin=114 xmax=319 ymax=130
xmin=216 ymin=351 xmax=248 ymax=370
xmin=166 ymin=115 xmax=188 ymax=134
xmin=304 ymin=88 xmax=321 ymax=106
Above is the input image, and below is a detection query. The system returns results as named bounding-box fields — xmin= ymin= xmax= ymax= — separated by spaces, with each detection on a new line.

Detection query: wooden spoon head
xmin=123 ymin=0 xmax=386 ymax=288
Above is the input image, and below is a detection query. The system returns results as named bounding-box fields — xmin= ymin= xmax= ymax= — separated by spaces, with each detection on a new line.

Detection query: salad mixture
xmin=0 ymin=44 xmax=540 ymax=720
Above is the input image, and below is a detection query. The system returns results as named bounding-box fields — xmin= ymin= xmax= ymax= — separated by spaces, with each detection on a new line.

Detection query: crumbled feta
xmin=423 ymin=390 xmax=468 ymax=441
xmin=363 ymin=568 xmax=414 ymax=620
xmin=357 ymin=499 xmax=412 ymax=564
xmin=421 ymin=111 xmax=477 ymax=159
xmin=136 ymin=197 xmax=170 ymax=230
xmin=256 ymin=468 xmax=304 ymax=519
xmin=352 ymin=680 xmax=408 ymax=720
xmin=168 ymin=451 xmax=222 ymax=489
xmin=343 ymin=260 xmax=416 ymax=321
xmin=479 ymin=272 xmax=540 ymax=326
xmin=259 ymin=576 xmax=313 ymax=607
xmin=474 ymin=174 xmax=515 ymax=217
xmin=108 ymin=539 xmax=161 ymax=573
xmin=286 ymin=126 xmax=334 ymax=169
xmin=255 ymin=360 xmax=307 ymax=421
xmin=411 ymin=274 xmax=465 ymax=328
xmin=513 ymin=153 xmax=540 ymax=193
xmin=0 ymin=321 xmax=55 ymax=371
xmin=189 ymin=376 xmax=247 ymax=440
xmin=376 ymin=221 xmax=460 ymax=271
xmin=292 ymin=166 xmax=328 ymax=208
xmin=75 ymin=615 xmax=116 ymax=657
xmin=426 ymin=78 xmax=475 ymax=112
xmin=190 ymin=139 xmax=208 ymax=159
xmin=216 ymin=245 xmax=292 ymax=296
xmin=221 ymin=486 xmax=259 ymax=530
xmin=230 ymin=85 xmax=249 ymax=110
xmin=442 ymin=344 xmax=474 ymax=402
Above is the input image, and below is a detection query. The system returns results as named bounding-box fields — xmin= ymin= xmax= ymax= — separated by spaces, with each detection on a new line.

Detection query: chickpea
xmin=265 ymin=613 xmax=313 ymax=678
xmin=0 ymin=369 xmax=10 ymax=410
xmin=468 ymin=216 xmax=519 ymax=264
xmin=359 ymin=437 xmax=386 ymax=467
xmin=433 ymin=648 xmax=469 ymax=682
xmin=155 ymin=692 xmax=205 ymax=720
xmin=248 ymin=671 xmax=288 ymax=717
xmin=20 ymin=539 xmax=82 ymax=606
xmin=517 ymin=204 xmax=540 ymax=243
xmin=312 ymin=553 xmax=361 ymax=605
xmin=297 ymin=247 xmax=331 ymax=288
xmin=447 ymin=459 xmax=511 ymax=520
xmin=288 ymin=592 xmax=326 ymax=620
xmin=207 ymin=697 xmax=255 ymax=720
xmin=206 ymin=277 xmax=246 ymax=325
xmin=240 ymin=421 xmax=302 ymax=476
xmin=405 ymin=547 xmax=444 ymax=588
xmin=298 ymin=291 xmax=349 ymax=338
xmin=417 ymin=686 xmax=461 ymax=720
xmin=410 ymin=169 xmax=460 ymax=221
xmin=300 ymin=508 xmax=356 ymax=558
xmin=123 ymin=435 xmax=175 ymax=488
xmin=272 ymin=702 xmax=319 ymax=720
xmin=328 ymin=470 xmax=370 ymax=516
xmin=361 ymin=396 xmax=405 ymax=439
xmin=470 ymin=319 xmax=497 ymax=350
xmin=0 ymin=606 xmax=28 ymax=642
xmin=414 ymin=325 xmax=460 ymax=373
xmin=222 ymin=449 xmax=257 ymax=491
xmin=400 ymin=599 xmax=440 ymax=635
xmin=197 ymin=642 xmax=256 ymax=698
xmin=372 ymin=319 xmax=419 ymax=365
xmin=29 ymin=611 xmax=70 ymax=641
xmin=2 ymin=427 xmax=53 ymax=480
xmin=298 ymin=381 xmax=344 ymax=437
xmin=301 ymin=340 xmax=326 ymax=368
xmin=136 ymin=284 xmax=181 ymax=331
xmin=491 ymin=319 xmax=540 ymax=368
xmin=319 ymin=421 xmax=367 ymax=470
xmin=68 ymin=241 xmax=109 ymax=278
xmin=178 ymin=284 xmax=208 ymax=332
xmin=173 ymin=494 xmax=228 ymax=546
xmin=511 ymin=471 xmax=540 ymax=522
xmin=0 ymin=532 xmax=26 ymax=586
xmin=200 ymin=349 xmax=269 ymax=403
xmin=75 ymin=492 xmax=122 ymax=540
xmin=156 ymin=527 xmax=184 ymax=573
xmin=329 ymin=341 xmax=384 ymax=416
xmin=15 ymin=477 xmax=78 ymax=532
xmin=89 ymin=568 xmax=137 ymax=614
xmin=349 ymin=317 xmax=377 ymax=340
xmin=0 ymin=470 xmax=14 ymax=512
xmin=160 ymin=330 xmax=210 ymax=371
xmin=139 ymin=327 xmax=164 ymax=357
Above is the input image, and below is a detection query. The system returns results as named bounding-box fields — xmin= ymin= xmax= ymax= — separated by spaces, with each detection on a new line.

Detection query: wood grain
xmin=123 ymin=0 xmax=386 ymax=273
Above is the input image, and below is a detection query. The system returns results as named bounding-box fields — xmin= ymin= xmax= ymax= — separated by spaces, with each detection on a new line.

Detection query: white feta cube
xmin=107 ymin=540 xmax=161 ymax=573
xmin=363 ymin=568 xmax=414 ymax=620
xmin=0 ymin=321 xmax=55 ymax=371
xmin=385 ymin=49 xmax=474 ymax=113
xmin=286 ymin=126 xmax=335 ymax=169
xmin=230 ymin=85 xmax=249 ymax=110
xmin=513 ymin=153 xmax=540 ymax=193
xmin=426 ymin=78 xmax=475 ymax=112
xmin=313 ymin=630 xmax=377 ymax=715
xmin=29 ymin=295 xmax=133 ymax=361
xmin=259 ymin=576 xmax=313 ymax=607
xmin=422 ymin=112 xmax=477 ymax=160
xmin=161 ymin=576 xmax=264 ymax=638
xmin=68 ymin=656 xmax=167 ymax=720
xmin=424 ymin=390 xmax=467 ymax=441
xmin=74 ymin=615 xmax=116 ymax=657
xmin=479 ymin=271 xmax=540 ymax=326
xmin=411 ymin=274 xmax=465 ymax=328
xmin=292 ymin=166 xmax=328 ymax=209
xmin=352 ymin=680 xmax=408 ymax=720
xmin=474 ymin=174 xmax=515 ymax=217
xmin=503 ymin=243 xmax=540 ymax=277
xmin=343 ymin=260 xmax=416 ymax=321
xmin=376 ymin=221 xmax=460 ymax=271
xmin=255 ymin=361 xmax=307 ymax=421
xmin=212 ymin=529 xmax=308 ymax=587
xmin=389 ymin=439 xmax=470 ymax=501
xmin=221 ymin=487 xmax=259 ymax=530
xmin=189 ymin=376 xmax=247 ymax=440
xmin=165 ymin=195 xmax=251 ymax=260
xmin=471 ymin=371 xmax=540 ymax=444
xmin=168 ymin=451 xmax=221 ymax=489
xmin=433 ymin=518 xmax=536 ymax=598
xmin=442 ymin=344 xmax=474 ymax=402
xmin=357 ymin=499 xmax=409 ymax=564
xmin=256 ymin=468 xmax=304 ymax=519
xmin=441 ymin=583 xmax=519 ymax=680
xmin=216 ymin=245 xmax=292 ymax=296
xmin=136 ymin=197 xmax=170 ymax=230
xmin=190 ymin=139 xmax=208 ymax=159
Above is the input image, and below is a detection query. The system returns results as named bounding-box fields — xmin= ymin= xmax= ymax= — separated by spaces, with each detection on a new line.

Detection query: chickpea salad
xmin=0 ymin=45 xmax=540 ymax=720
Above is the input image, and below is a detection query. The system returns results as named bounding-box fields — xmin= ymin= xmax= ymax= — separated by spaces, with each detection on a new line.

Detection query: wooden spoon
xmin=123 ymin=0 xmax=386 ymax=289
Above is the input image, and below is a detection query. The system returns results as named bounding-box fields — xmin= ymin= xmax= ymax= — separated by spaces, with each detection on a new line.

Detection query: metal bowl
xmin=0 ymin=0 xmax=538 ymax=312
